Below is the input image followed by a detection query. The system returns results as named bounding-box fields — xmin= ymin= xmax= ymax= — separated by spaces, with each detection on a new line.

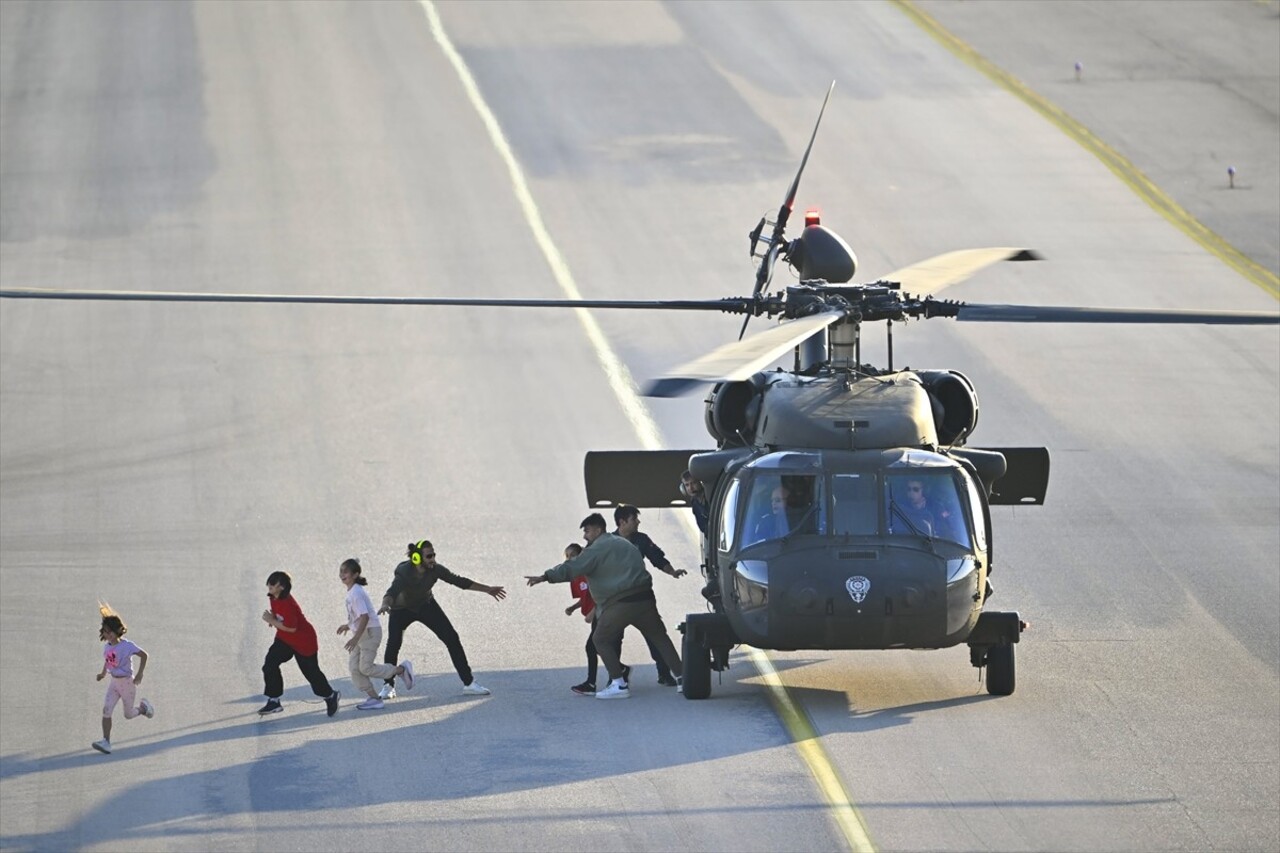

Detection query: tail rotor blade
xmin=744 ymin=82 xmax=836 ymax=339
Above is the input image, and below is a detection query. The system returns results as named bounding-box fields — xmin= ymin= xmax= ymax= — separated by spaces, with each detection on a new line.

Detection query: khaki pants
xmin=348 ymin=626 xmax=399 ymax=696
xmin=593 ymin=596 xmax=682 ymax=684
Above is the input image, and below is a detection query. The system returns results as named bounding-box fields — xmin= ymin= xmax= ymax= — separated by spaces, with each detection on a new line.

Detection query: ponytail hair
xmin=340 ymin=558 xmax=367 ymax=585
xmin=98 ymin=600 xmax=127 ymax=639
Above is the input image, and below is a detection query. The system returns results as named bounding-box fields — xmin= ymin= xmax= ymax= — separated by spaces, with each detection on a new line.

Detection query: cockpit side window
xmin=718 ymin=479 xmax=740 ymax=554
xmin=832 ymin=474 xmax=878 ymax=536
xmin=959 ymin=468 xmax=988 ymax=551
xmin=885 ymin=472 xmax=972 ymax=547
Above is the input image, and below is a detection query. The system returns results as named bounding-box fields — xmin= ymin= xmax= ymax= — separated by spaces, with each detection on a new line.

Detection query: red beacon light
xmin=804 ymin=209 xmax=821 ymax=227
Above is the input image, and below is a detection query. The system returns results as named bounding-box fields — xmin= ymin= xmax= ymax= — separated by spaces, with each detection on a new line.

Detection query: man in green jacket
xmin=527 ymin=513 xmax=682 ymax=699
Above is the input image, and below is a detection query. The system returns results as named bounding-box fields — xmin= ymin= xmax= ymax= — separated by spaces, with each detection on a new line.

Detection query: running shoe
xmin=399 ymin=659 xmax=415 ymax=692
xmin=595 ymin=679 xmax=630 ymax=700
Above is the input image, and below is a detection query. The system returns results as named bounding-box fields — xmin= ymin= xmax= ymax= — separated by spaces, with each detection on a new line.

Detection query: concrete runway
xmin=1 ymin=2 xmax=1276 ymax=851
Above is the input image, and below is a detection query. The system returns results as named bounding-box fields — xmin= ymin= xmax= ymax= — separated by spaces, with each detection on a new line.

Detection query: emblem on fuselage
xmin=846 ymin=575 xmax=870 ymax=603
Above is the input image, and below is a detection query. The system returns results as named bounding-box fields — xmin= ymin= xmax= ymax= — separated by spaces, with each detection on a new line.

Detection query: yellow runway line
xmin=420 ymin=2 xmax=875 ymax=848
xmin=895 ymin=0 xmax=1279 ymax=299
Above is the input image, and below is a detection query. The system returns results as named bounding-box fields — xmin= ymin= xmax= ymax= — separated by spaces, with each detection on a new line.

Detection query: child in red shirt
xmin=562 ymin=544 xmax=630 ymax=696
xmin=259 ymin=571 xmax=339 ymax=717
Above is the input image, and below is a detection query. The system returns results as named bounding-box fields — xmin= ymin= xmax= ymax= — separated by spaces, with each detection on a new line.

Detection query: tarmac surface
xmin=1 ymin=2 xmax=1276 ymax=851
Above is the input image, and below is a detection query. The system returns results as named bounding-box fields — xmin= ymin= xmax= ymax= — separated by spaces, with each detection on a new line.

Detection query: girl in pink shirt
xmin=92 ymin=604 xmax=154 ymax=754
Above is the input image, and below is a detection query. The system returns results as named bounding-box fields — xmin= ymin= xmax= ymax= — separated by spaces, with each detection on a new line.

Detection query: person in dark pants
xmin=376 ymin=540 xmax=506 ymax=699
xmin=259 ymin=571 xmax=339 ymax=717
xmin=527 ymin=514 xmax=682 ymax=700
xmin=613 ymin=505 xmax=686 ymax=686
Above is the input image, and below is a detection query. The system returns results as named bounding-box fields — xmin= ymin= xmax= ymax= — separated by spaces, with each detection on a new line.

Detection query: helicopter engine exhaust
xmin=917 ymin=370 xmax=980 ymax=446
xmin=704 ymin=379 xmax=763 ymax=446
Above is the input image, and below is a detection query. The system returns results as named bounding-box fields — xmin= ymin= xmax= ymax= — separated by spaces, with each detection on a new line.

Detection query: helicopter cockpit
xmin=719 ymin=449 xmax=984 ymax=553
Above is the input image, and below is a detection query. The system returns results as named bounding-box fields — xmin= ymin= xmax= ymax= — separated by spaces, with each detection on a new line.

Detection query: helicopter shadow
xmin=735 ymin=653 xmax=1001 ymax=734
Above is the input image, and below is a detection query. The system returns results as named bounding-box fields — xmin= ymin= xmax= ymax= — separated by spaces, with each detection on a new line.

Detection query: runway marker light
xmin=1074 ymin=61 xmax=1082 ymax=81
xmin=1227 ymin=166 xmax=1236 ymax=189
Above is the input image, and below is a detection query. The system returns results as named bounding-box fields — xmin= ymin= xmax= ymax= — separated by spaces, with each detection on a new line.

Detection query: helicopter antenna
xmin=741 ymin=81 xmax=835 ymax=340
xmin=886 ymin=319 xmax=893 ymax=371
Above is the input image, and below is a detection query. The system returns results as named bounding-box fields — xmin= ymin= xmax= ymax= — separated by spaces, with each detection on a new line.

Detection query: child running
xmin=259 ymin=571 xmax=339 ymax=717
xmin=336 ymin=558 xmax=414 ymax=710
xmin=92 ymin=603 xmax=154 ymax=754
xmin=563 ymin=543 xmax=630 ymax=696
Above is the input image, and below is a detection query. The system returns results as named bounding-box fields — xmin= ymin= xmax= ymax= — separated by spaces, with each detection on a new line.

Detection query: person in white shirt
xmin=336 ymin=558 xmax=414 ymax=710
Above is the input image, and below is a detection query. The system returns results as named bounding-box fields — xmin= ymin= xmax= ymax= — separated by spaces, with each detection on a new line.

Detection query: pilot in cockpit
xmin=752 ymin=484 xmax=792 ymax=542
xmin=891 ymin=477 xmax=963 ymax=542
xmin=750 ymin=476 xmax=817 ymax=543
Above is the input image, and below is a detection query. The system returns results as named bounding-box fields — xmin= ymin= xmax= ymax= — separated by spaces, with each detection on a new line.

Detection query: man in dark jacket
xmin=377 ymin=539 xmax=506 ymax=699
xmin=614 ymin=505 xmax=685 ymax=686
xmin=527 ymin=514 xmax=682 ymax=700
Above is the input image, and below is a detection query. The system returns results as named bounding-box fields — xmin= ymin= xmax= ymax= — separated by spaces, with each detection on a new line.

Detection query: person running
xmin=92 ymin=604 xmax=154 ymax=754
xmin=613 ymin=505 xmax=685 ymax=687
xmin=259 ymin=571 xmax=339 ymax=717
xmin=562 ymin=542 xmax=632 ymax=696
xmin=335 ymin=558 xmax=414 ymax=711
xmin=527 ymin=513 xmax=682 ymax=700
xmin=376 ymin=540 xmax=506 ymax=699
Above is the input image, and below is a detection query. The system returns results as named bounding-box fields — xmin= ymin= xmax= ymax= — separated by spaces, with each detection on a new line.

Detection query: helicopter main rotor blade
xmin=882 ymin=248 xmax=1040 ymax=296
xmin=950 ymin=303 xmax=1280 ymax=324
xmin=0 ymin=287 xmax=747 ymax=312
xmin=643 ymin=310 xmax=843 ymax=397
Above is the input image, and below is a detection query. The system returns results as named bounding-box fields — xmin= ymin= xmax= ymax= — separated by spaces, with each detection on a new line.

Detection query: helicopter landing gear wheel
xmin=985 ymin=643 xmax=1015 ymax=696
xmin=681 ymin=625 xmax=713 ymax=700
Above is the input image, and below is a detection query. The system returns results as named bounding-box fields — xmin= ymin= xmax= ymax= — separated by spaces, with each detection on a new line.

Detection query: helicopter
xmin=2 ymin=85 xmax=1276 ymax=700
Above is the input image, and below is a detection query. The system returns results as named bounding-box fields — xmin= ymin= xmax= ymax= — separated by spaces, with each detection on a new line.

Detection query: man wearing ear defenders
xmin=681 ymin=471 xmax=720 ymax=609
xmin=680 ymin=470 xmax=709 ymax=536
xmin=376 ymin=539 xmax=506 ymax=700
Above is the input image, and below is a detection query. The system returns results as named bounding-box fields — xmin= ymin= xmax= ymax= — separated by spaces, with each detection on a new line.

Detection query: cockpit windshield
xmin=738 ymin=472 xmax=824 ymax=547
xmin=884 ymin=472 xmax=971 ymax=547
xmin=726 ymin=456 xmax=976 ymax=550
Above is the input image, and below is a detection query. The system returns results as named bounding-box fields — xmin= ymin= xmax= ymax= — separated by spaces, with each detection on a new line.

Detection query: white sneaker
xmin=399 ymin=659 xmax=415 ymax=692
xmin=461 ymin=682 xmax=490 ymax=696
xmin=356 ymin=697 xmax=385 ymax=711
xmin=91 ymin=739 xmax=112 ymax=754
xmin=139 ymin=698 xmax=155 ymax=718
xmin=595 ymin=679 xmax=630 ymax=700
xmin=378 ymin=683 xmax=397 ymax=700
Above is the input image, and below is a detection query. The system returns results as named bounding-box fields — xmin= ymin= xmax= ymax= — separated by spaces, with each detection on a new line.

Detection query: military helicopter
xmin=3 ymin=85 xmax=1276 ymax=700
